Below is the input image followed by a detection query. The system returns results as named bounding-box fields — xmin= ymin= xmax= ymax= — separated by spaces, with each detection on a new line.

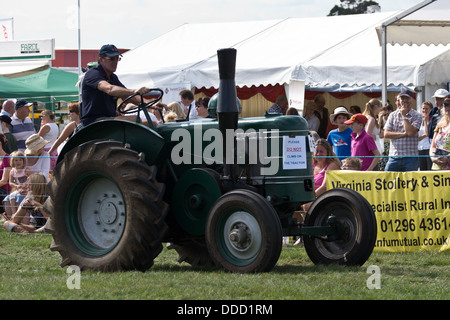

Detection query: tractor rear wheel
xmin=44 ymin=140 xmax=168 ymax=271
xmin=205 ymin=189 xmax=282 ymax=273
xmin=303 ymin=188 xmax=377 ymax=266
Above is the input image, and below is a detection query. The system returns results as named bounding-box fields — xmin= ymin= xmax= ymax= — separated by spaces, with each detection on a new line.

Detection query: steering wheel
xmin=117 ymin=88 xmax=164 ymax=115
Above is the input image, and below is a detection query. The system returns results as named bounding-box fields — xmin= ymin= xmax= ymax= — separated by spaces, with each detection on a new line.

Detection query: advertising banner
xmin=287 ymin=79 xmax=305 ymax=114
xmin=0 ymin=18 xmax=13 ymax=41
xmin=0 ymin=39 xmax=54 ymax=61
xmin=326 ymin=170 xmax=450 ymax=252
xmin=161 ymin=82 xmax=191 ymax=105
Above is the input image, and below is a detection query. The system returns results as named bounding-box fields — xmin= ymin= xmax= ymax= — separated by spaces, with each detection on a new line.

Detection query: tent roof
xmin=0 ymin=75 xmax=50 ymax=99
xmin=13 ymin=68 xmax=79 ymax=101
xmin=297 ymin=24 xmax=450 ymax=88
xmin=117 ymin=12 xmax=400 ymax=89
xmin=379 ymin=0 xmax=450 ymax=45
xmin=117 ymin=10 xmax=450 ymax=91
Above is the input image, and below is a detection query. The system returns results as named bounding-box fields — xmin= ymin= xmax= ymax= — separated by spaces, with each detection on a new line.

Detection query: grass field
xmin=0 ymin=227 xmax=448 ymax=301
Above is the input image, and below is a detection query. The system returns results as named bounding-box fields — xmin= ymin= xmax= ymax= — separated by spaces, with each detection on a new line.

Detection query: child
xmin=327 ymin=106 xmax=353 ymax=161
xmin=3 ymin=151 xmax=29 ymax=219
xmin=3 ymin=173 xmax=48 ymax=233
xmin=341 ymin=157 xmax=362 ymax=171
xmin=344 ymin=114 xmax=380 ymax=171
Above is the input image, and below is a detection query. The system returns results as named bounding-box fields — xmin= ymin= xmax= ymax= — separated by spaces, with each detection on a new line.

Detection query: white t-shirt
xmin=43 ymin=123 xmax=59 ymax=149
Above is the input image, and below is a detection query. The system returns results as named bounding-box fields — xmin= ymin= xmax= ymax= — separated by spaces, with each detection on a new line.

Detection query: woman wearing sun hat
xmin=24 ymin=134 xmax=50 ymax=181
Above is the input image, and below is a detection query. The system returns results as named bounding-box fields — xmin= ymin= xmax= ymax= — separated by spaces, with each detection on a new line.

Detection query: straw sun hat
xmin=25 ymin=134 xmax=49 ymax=155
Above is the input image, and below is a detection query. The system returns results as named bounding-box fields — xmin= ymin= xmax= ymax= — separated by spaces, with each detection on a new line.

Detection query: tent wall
xmin=194 ymin=85 xmax=400 ymax=118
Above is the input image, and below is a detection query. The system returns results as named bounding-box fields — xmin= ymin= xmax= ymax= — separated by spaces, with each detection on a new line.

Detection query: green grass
xmin=0 ymin=227 xmax=448 ymax=300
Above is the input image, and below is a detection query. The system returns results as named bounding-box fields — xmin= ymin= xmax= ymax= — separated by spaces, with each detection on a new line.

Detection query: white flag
xmin=0 ymin=18 xmax=14 ymax=41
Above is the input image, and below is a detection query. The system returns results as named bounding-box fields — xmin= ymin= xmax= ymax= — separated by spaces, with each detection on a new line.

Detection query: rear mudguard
xmin=57 ymin=120 xmax=166 ymax=167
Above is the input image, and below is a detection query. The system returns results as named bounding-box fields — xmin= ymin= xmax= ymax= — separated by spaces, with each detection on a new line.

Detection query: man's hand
xmin=134 ymin=87 xmax=150 ymax=96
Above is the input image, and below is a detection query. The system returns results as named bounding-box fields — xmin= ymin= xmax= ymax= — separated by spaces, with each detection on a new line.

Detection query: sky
xmin=0 ymin=0 xmax=423 ymax=50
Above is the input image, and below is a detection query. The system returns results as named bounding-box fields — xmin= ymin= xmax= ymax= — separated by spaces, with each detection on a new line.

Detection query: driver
xmin=80 ymin=44 xmax=156 ymax=127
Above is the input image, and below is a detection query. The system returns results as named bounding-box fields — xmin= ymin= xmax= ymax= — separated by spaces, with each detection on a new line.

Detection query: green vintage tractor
xmin=44 ymin=49 xmax=377 ymax=273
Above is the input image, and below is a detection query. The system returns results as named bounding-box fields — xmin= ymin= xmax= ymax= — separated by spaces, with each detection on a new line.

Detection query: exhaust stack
xmin=217 ymin=48 xmax=238 ymax=183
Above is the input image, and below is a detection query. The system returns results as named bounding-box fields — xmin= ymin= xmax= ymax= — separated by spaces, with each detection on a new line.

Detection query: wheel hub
xmin=229 ymin=224 xmax=251 ymax=249
xmin=99 ymin=200 xmax=118 ymax=225
xmin=78 ymin=179 xmax=126 ymax=250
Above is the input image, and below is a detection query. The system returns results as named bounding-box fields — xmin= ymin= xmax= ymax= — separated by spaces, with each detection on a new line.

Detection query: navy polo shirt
xmin=81 ymin=64 xmax=125 ymax=126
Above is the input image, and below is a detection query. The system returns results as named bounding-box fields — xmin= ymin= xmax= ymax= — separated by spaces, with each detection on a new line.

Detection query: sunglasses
xmin=104 ymin=56 xmax=121 ymax=62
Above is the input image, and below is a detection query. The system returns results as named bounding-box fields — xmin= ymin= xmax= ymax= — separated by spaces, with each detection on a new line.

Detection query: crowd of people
xmin=276 ymin=88 xmax=450 ymax=229
xmin=269 ymin=88 xmax=449 ymax=176
xmin=1 ymin=43 xmax=449 ymax=235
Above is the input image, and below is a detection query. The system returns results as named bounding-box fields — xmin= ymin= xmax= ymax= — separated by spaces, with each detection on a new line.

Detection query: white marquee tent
xmin=116 ymin=3 xmax=450 ymax=109
xmin=378 ymin=0 xmax=450 ymax=103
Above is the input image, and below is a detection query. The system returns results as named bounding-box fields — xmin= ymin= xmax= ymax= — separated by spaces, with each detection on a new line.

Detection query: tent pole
xmin=77 ymin=0 xmax=81 ymax=77
xmin=381 ymin=25 xmax=387 ymax=106
xmin=380 ymin=0 xmax=435 ymax=106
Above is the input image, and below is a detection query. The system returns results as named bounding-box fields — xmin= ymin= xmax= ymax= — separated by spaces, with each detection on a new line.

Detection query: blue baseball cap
xmin=98 ymin=44 xmax=122 ymax=57
xmin=399 ymin=89 xmax=415 ymax=99
xmin=15 ymin=99 xmax=32 ymax=110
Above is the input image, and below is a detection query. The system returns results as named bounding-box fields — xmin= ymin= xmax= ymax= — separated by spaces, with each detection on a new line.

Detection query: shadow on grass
xmin=149 ymin=260 xmax=363 ymax=275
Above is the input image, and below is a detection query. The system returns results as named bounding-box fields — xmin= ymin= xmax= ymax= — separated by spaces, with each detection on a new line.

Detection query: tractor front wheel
xmin=205 ymin=189 xmax=282 ymax=273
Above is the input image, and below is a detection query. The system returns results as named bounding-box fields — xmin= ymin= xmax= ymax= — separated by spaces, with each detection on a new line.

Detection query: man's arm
xmin=402 ymin=118 xmax=419 ymax=137
xmin=383 ymin=129 xmax=406 ymax=140
xmin=97 ymin=81 xmax=150 ymax=104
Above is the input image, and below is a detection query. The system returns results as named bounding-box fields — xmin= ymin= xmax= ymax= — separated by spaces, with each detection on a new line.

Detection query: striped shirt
xmin=384 ymin=109 xmax=422 ymax=156
xmin=11 ymin=114 xmax=35 ymax=151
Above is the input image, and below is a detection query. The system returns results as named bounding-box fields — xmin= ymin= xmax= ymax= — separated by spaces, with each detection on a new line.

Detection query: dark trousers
xmin=419 ymin=149 xmax=432 ymax=171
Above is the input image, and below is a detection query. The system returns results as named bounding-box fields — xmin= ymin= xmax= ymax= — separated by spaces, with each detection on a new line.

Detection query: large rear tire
xmin=44 ymin=140 xmax=168 ymax=271
xmin=303 ymin=188 xmax=377 ymax=266
xmin=205 ymin=189 xmax=282 ymax=273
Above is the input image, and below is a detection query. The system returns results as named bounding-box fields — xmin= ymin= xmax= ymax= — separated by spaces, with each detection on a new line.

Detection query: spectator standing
xmin=268 ymin=95 xmax=288 ymax=115
xmin=179 ymin=89 xmax=198 ymax=120
xmin=430 ymin=95 xmax=450 ymax=170
xmin=48 ymin=102 xmax=80 ymax=155
xmin=327 ymin=106 xmax=352 ymax=161
xmin=378 ymin=102 xmax=394 ymax=170
xmin=0 ymin=115 xmax=17 ymax=154
xmin=38 ymin=110 xmax=59 ymax=171
xmin=1 ymin=100 xmax=15 ymax=118
xmin=418 ymin=102 xmax=433 ymax=170
xmin=363 ymin=98 xmax=384 ymax=154
xmin=384 ymin=89 xmax=422 ymax=171
xmin=345 ymin=114 xmax=380 ymax=171
xmin=303 ymin=101 xmax=320 ymax=132
xmin=349 ymin=105 xmax=362 ymax=114
xmin=428 ymin=88 xmax=448 ymax=139
xmin=380 ymin=102 xmax=394 ymax=129
xmin=314 ymin=94 xmax=330 ymax=139
xmin=11 ymin=99 xmax=35 ymax=152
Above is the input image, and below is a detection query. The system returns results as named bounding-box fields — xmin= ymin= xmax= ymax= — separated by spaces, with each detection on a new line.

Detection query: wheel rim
xmin=312 ymin=203 xmax=358 ymax=260
xmin=67 ymin=174 xmax=126 ymax=255
xmin=218 ymin=210 xmax=262 ymax=265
